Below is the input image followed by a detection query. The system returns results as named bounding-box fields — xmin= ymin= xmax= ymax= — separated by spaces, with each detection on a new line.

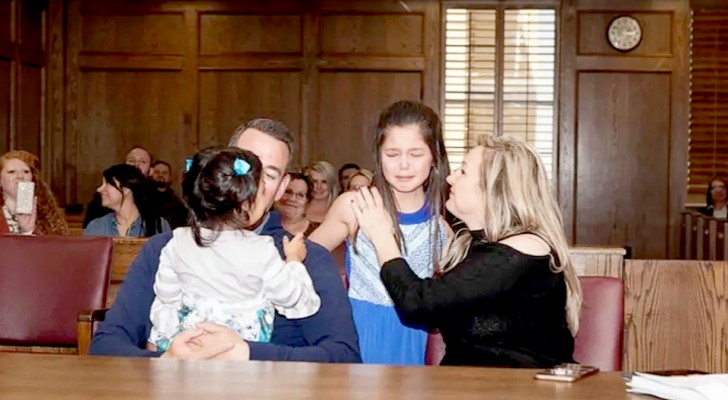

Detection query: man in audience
xmin=338 ymin=163 xmax=360 ymax=193
xmin=150 ymin=160 xmax=188 ymax=229
xmin=83 ymin=146 xmax=154 ymax=228
xmin=151 ymin=160 xmax=173 ymax=187
xmin=90 ymin=118 xmax=361 ymax=363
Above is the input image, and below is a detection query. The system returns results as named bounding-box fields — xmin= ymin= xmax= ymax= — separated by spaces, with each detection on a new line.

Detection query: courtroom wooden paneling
xmin=198 ymin=71 xmax=302 ymax=152
xmin=624 ymin=259 xmax=728 ymax=373
xmin=76 ymin=70 xmax=188 ymax=199
xmin=0 ymin=0 xmax=45 ymax=157
xmin=314 ymin=72 xmax=422 ymax=168
xmin=575 ymin=72 xmax=670 ymax=258
xmin=559 ymin=0 xmax=690 ymax=259
xmin=17 ymin=64 xmax=41 ymax=156
xmin=318 ymin=14 xmax=424 ymax=55
xmin=578 ymin=12 xmax=673 ymax=56
xmin=0 ymin=60 xmax=10 ymax=154
xmin=199 ymin=14 xmax=303 ymax=54
xmin=59 ymin=0 xmax=440 ymax=206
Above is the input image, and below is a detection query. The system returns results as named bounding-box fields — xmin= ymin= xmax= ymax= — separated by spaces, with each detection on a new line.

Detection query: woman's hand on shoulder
xmin=307 ymin=192 xmax=357 ymax=251
xmin=350 ymin=187 xmax=395 ymax=247
xmin=498 ymin=234 xmax=550 ymax=257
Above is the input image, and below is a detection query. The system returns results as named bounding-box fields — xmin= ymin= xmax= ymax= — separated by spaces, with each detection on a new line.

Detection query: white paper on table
xmin=626 ymin=373 xmax=728 ymax=400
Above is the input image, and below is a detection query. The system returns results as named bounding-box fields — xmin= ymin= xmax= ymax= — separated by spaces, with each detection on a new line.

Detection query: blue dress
xmin=347 ymin=203 xmax=447 ymax=365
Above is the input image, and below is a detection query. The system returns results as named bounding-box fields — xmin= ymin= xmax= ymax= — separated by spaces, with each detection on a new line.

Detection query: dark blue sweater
xmin=89 ymin=212 xmax=361 ymax=362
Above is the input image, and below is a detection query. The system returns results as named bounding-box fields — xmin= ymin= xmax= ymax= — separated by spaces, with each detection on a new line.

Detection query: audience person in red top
xmin=0 ymin=150 xmax=68 ymax=235
xmin=698 ymin=177 xmax=728 ymax=219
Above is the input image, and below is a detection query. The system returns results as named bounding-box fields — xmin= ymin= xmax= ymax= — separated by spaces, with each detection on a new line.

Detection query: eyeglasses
xmin=282 ymin=189 xmax=307 ymax=201
xmin=711 ymin=185 xmax=726 ymax=192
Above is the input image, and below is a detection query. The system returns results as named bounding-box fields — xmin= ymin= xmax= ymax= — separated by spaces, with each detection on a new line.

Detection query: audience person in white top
xmin=147 ymin=147 xmax=321 ymax=352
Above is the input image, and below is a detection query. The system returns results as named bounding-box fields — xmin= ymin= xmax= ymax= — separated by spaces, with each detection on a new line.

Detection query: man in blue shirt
xmin=90 ymin=118 xmax=361 ymax=362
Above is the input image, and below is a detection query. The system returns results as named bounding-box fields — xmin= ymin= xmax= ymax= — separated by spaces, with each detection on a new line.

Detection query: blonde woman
xmin=306 ymin=161 xmax=338 ymax=223
xmin=347 ymin=169 xmax=374 ymax=192
xmin=350 ymin=134 xmax=582 ymax=367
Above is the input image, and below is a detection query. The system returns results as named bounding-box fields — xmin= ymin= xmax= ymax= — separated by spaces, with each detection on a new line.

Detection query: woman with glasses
xmin=699 ymin=177 xmax=728 ymax=218
xmin=276 ymin=173 xmax=320 ymax=237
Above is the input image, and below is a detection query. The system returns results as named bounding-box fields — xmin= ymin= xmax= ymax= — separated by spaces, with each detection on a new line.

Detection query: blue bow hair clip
xmin=233 ymin=158 xmax=250 ymax=176
xmin=184 ymin=158 xmax=193 ymax=173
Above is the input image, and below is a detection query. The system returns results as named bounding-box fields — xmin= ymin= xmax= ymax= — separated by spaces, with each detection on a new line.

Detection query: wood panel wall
xmin=558 ymin=0 xmax=690 ymax=259
xmin=26 ymin=0 xmax=695 ymax=258
xmin=0 ymin=0 xmax=46 ymax=159
xmin=47 ymin=0 xmax=439 ymax=206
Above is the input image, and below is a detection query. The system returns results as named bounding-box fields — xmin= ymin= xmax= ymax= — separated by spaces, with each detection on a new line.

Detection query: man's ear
xmin=274 ymin=173 xmax=291 ymax=202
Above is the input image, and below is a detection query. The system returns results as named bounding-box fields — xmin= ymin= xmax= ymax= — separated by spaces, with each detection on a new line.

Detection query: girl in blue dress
xmin=309 ymin=100 xmax=451 ymax=365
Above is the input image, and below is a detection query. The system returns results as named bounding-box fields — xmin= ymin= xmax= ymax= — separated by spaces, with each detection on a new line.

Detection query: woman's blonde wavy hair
xmin=440 ymin=134 xmax=582 ymax=335
xmin=306 ymin=161 xmax=339 ymax=206
xmin=0 ymin=150 xmax=69 ymax=235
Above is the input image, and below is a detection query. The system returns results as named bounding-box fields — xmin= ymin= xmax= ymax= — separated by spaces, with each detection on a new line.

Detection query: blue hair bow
xmin=233 ymin=158 xmax=250 ymax=176
xmin=184 ymin=158 xmax=193 ymax=173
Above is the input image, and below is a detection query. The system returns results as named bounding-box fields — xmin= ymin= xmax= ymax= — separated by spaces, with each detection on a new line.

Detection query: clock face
xmin=607 ymin=16 xmax=642 ymax=52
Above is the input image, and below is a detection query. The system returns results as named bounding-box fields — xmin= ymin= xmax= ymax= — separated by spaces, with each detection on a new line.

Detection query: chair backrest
xmin=425 ymin=331 xmax=446 ymax=365
xmin=108 ymin=237 xmax=147 ymax=305
xmin=573 ymin=276 xmax=624 ymax=371
xmin=0 ymin=235 xmax=113 ymax=348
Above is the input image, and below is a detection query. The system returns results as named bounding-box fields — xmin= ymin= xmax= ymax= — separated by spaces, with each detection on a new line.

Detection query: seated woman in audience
xmin=276 ymin=173 xmax=319 ymax=237
xmin=83 ymin=145 xmax=154 ymax=228
xmin=84 ymin=163 xmax=170 ymax=237
xmin=0 ymin=150 xmax=68 ymax=235
xmin=698 ymin=177 xmax=728 ymax=218
xmin=147 ymin=147 xmax=320 ymax=352
xmin=346 ymin=169 xmax=374 ymax=192
xmin=306 ymin=161 xmax=338 ymax=224
xmin=350 ymin=134 xmax=582 ymax=368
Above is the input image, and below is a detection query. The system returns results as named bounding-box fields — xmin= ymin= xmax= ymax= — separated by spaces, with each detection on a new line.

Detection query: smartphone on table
xmin=534 ymin=363 xmax=599 ymax=383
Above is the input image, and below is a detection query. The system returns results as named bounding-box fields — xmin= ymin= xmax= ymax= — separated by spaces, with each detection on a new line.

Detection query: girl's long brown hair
xmin=372 ymin=101 xmax=450 ymax=264
xmin=0 ymin=150 xmax=68 ymax=235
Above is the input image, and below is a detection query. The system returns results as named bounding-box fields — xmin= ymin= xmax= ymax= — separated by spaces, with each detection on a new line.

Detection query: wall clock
xmin=607 ymin=15 xmax=642 ymax=52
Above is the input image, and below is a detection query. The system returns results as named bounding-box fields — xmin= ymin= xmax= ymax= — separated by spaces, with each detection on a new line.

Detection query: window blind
xmin=444 ymin=7 xmax=557 ymax=176
xmin=689 ymin=9 xmax=728 ymax=197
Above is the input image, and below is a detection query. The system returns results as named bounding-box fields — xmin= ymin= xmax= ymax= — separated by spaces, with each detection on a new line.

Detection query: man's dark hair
xmin=152 ymin=160 xmax=171 ymax=171
xmin=338 ymin=163 xmax=360 ymax=179
xmin=228 ymin=118 xmax=294 ymax=166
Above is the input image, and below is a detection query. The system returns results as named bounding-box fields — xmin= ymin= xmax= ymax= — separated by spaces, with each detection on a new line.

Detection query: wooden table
xmin=0 ymin=353 xmax=649 ymax=399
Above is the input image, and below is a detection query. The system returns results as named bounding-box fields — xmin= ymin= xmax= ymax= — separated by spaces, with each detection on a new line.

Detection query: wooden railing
xmin=680 ymin=211 xmax=728 ymax=260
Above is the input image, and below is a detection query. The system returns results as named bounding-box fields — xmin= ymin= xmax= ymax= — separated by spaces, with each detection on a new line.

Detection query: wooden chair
xmin=107 ymin=237 xmax=148 ymax=306
xmin=0 ymin=235 xmax=113 ymax=355
xmin=77 ymin=237 xmax=147 ymax=354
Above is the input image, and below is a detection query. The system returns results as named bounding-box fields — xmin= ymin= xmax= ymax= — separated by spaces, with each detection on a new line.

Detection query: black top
xmin=380 ymin=231 xmax=574 ymax=368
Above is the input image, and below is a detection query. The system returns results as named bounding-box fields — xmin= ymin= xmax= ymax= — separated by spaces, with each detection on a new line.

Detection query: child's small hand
xmin=283 ymin=232 xmax=307 ymax=263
